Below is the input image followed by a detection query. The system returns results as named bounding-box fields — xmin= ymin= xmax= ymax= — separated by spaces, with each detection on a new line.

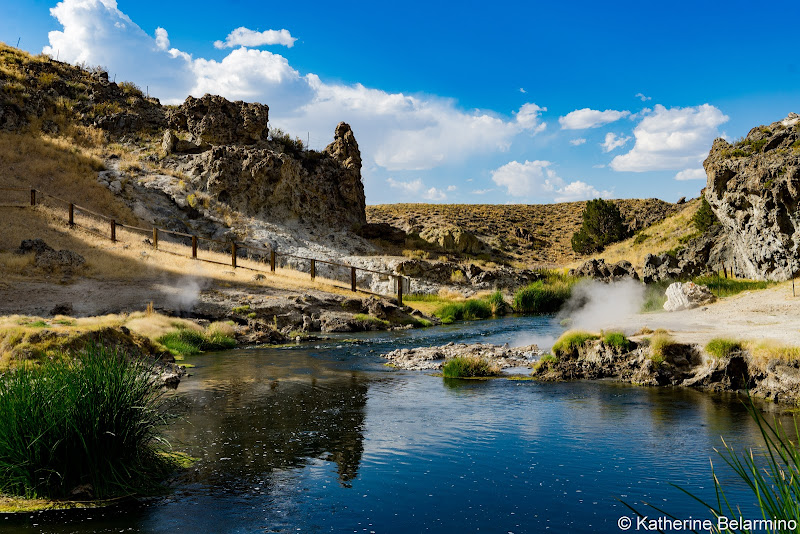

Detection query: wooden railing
xmin=3 ymin=187 xmax=405 ymax=304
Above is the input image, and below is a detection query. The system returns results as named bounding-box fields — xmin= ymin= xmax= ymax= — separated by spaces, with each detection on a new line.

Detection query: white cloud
xmin=425 ymin=187 xmax=447 ymax=201
xmin=569 ymin=138 xmax=587 ymax=146
xmin=42 ymin=0 xmax=547 ymax=174
xmin=610 ymin=104 xmax=729 ymax=172
xmin=154 ymin=27 xmax=169 ymax=50
xmin=635 ymin=92 xmax=651 ymax=102
xmin=675 ymin=168 xmax=707 ymax=181
xmin=387 ymin=177 xmax=423 ymax=195
xmin=601 ymin=132 xmax=631 ymax=152
xmin=558 ymin=108 xmax=630 ymax=130
xmin=471 ymin=188 xmax=494 ymax=195
xmin=490 ymin=160 xmax=610 ymax=201
xmin=554 ymin=181 xmax=612 ymax=202
xmin=446 ymin=185 xmax=457 ymax=192
xmin=519 ymin=87 xmax=527 ymax=94
xmin=214 ymin=27 xmax=297 ymax=49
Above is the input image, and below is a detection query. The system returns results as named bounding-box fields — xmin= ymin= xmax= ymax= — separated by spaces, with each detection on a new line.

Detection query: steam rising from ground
xmin=558 ymin=279 xmax=646 ymax=334
xmin=170 ymin=276 xmax=207 ymax=313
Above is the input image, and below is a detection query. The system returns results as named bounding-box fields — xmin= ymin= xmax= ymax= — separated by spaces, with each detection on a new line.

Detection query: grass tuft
xmin=441 ymin=356 xmax=499 ymax=378
xmin=433 ymin=299 xmax=492 ymax=324
xmin=512 ymin=279 xmax=574 ymax=314
xmin=551 ymin=330 xmax=599 ymax=357
xmin=602 ymin=331 xmax=633 ymax=351
xmin=156 ymin=327 xmax=235 ymax=356
xmin=705 ymin=338 xmax=744 ymax=359
xmin=0 ymin=345 xmax=176 ymax=499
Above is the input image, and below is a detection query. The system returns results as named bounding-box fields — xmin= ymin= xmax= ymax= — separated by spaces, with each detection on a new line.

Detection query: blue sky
xmin=3 ymin=0 xmax=798 ymax=205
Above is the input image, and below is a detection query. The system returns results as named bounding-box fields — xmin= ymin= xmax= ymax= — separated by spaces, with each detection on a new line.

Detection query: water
xmin=2 ymin=317 xmax=783 ymax=533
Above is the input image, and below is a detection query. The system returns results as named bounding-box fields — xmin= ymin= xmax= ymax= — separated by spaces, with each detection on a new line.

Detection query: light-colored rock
xmin=664 ymin=282 xmax=716 ymax=312
xmin=382 ymin=343 xmax=541 ymax=371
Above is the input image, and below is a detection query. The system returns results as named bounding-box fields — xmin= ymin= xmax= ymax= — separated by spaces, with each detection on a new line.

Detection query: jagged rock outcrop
xmin=166 ymin=94 xmax=269 ymax=146
xmin=418 ymin=226 xmax=485 ymax=254
xmin=704 ymin=113 xmax=800 ymax=281
xmin=382 ymin=342 xmax=541 ymax=371
xmin=569 ymin=258 xmax=639 ymax=282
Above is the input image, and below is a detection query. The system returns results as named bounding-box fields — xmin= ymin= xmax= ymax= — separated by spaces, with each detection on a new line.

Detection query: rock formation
xmin=704 ymin=113 xmax=800 ymax=280
xmin=663 ymin=282 xmax=716 ymax=312
xmin=569 ymin=258 xmax=639 ymax=282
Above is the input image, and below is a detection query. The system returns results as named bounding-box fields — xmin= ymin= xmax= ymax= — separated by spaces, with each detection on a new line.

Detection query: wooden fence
xmin=3 ymin=187 xmax=405 ymax=304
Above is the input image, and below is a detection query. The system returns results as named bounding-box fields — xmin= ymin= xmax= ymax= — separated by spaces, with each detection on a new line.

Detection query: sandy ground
xmin=606 ymin=281 xmax=800 ymax=347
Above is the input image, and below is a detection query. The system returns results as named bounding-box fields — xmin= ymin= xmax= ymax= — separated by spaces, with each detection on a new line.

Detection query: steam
xmin=171 ymin=276 xmax=206 ymax=313
xmin=558 ymin=279 xmax=646 ymax=334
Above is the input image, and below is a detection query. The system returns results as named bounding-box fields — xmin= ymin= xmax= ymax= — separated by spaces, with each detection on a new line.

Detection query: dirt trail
xmin=607 ymin=282 xmax=800 ymax=347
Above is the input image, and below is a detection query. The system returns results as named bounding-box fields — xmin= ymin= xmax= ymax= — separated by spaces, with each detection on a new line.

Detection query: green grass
xmin=441 ymin=356 xmax=499 ymax=378
xmin=402 ymin=293 xmax=445 ymax=302
xmin=353 ymin=314 xmax=390 ymax=327
xmin=602 ymin=331 xmax=633 ymax=351
xmin=157 ymin=327 xmax=236 ymax=356
xmin=0 ymin=345 xmax=176 ymax=499
xmin=433 ymin=299 xmax=492 ymax=324
xmin=512 ymin=280 xmax=573 ymax=314
xmin=705 ymin=338 xmax=744 ymax=359
xmin=648 ymin=331 xmax=674 ymax=366
xmin=532 ymin=354 xmax=557 ymax=373
xmin=231 ymin=305 xmax=251 ymax=314
xmin=551 ymin=330 xmax=599 ymax=357
xmin=694 ymin=275 xmax=774 ymax=298
xmin=640 ymin=282 xmax=670 ymax=312
xmin=485 ymin=290 xmax=507 ymax=315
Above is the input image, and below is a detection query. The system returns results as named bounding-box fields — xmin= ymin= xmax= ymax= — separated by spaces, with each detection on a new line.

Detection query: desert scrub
xmin=157 ymin=326 xmax=236 ymax=356
xmin=441 ymin=356 xmax=499 ymax=378
xmin=602 ymin=331 xmax=633 ymax=351
xmin=433 ymin=299 xmax=492 ymax=324
xmin=512 ymin=279 xmax=573 ymax=314
xmin=705 ymin=338 xmax=744 ymax=359
xmin=0 ymin=345 xmax=176 ymax=499
xmin=551 ymin=330 xmax=599 ymax=357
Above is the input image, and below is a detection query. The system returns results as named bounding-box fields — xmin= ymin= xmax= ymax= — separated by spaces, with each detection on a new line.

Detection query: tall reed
xmin=0 ymin=345 xmax=175 ymax=499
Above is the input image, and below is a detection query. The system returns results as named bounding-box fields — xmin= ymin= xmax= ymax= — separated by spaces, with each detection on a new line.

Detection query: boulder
xmin=569 ymin=258 xmax=639 ymax=282
xmin=167 ymin=94 xmax=269 ymax=146
xmin=419 ymin=226 xmax=485 ymax=254
xmin=663 ymin=282 xmax=716 ymax=312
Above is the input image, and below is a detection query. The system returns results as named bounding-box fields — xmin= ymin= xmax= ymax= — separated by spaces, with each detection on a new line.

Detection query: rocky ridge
xmin=704 ymin=113 xmax=800 ymax=281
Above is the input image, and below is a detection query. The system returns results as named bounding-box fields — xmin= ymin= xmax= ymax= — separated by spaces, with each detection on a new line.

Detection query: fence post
xmin=152 ymin=228 xmax=158 ymax=250
xmin=310 ymin=259 xmax=316 ymax=280
xmin=351 ymin=266 xmax=357 ymax=292
xmin=396 ymin=275 xmax=403 ymax=305
xmin=192 ymin=236 xmax=197 ymax=259
xmin=270 ymin=250 xmax=276 ymax=272
xmin=110 ymin=220 xmax=116 ymax=242
xmin=68 ymin=204 xmax=74 ymax=227
xmin=30 ymin=189 xmax=36 ymax=206
xmin=231 ymin=242 xmax=237 ymax=268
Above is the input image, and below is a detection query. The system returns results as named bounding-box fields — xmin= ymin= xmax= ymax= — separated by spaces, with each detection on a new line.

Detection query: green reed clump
xmin=551 ymin=330 xmax=599 ymax=357
xmin=512 ymin=279 xmax=574 ymax=314
xmin=433 ymin=299 xmax=492 ymax=324
xmin=705 ymin=338 xmax=744 ymax=359
xmin=485 ymin=290 xmax=507 ymax=315
xmin=602 ymin=331 xmax=633 ymax=351
xmin=0 ymin=345 xmax=175 ymax=499
xmin=157 ymin=327 xmax=235 ymax=356
xmin=441 ymin=356 xmax=499 ymax=378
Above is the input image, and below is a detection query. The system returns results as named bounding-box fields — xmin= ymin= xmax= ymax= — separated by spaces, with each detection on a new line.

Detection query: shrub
xmin=551 ymin=330 xmax=599 ymax=357
xmin=512 ymin=280 xmax=572 ymax=314
xmin=0 ymin=346 xmax=176 ymax=499
xmin=633 ymin=232 xmax=650 ymax=245
xmin=441 ymin=356 xmax=499 ymax=378
xmin=692 ymin=196 xmax=718 ymax=233
xmin=571 ymin=199 xmax=629 ymax=254
xmin=118 ymin=81 xmax=144 ymax=98
xmin=602 ymin=331 xmax=632 ymax=351
xmin=705 ymin=338 xmax=743 ymax=359
xmin=433 ymin=299 xmax=492 ymax=324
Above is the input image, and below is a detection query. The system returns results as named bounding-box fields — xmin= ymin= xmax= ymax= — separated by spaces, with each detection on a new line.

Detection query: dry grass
xmin=745 ymin=340 xmax=800 ymax=369
xmin=573 ymin=199 xmax=700 ymax=270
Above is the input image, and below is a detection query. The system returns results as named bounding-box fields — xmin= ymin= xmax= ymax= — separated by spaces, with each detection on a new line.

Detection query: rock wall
xmin=704 ymin=113 xmax=800 ymax=280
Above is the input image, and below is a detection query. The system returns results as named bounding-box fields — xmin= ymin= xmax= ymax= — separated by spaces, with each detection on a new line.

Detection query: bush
xmin=442 ymin=356 xmax=499 ymax=378
xmin=551 ymin=330 xmax=599 ymax=357
xmin=705 ymin=338 xmax=743 ymax=359
xmin=0 ymin=346 xmax=175 ymax=499
xmin=512 ymin=280 xmax=572 ymax=314
xmin=433 ymin=299 xmax=492 ymax=324
xmin=118 ymin=80 xmax=144 ymax=98
xmin=571 ymin=198 xmax=629 ymax=254
xmin=602 ymin=331 xmax=632 ymax=351
xmin=692 ymin=196 xmax=718 ymax=233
